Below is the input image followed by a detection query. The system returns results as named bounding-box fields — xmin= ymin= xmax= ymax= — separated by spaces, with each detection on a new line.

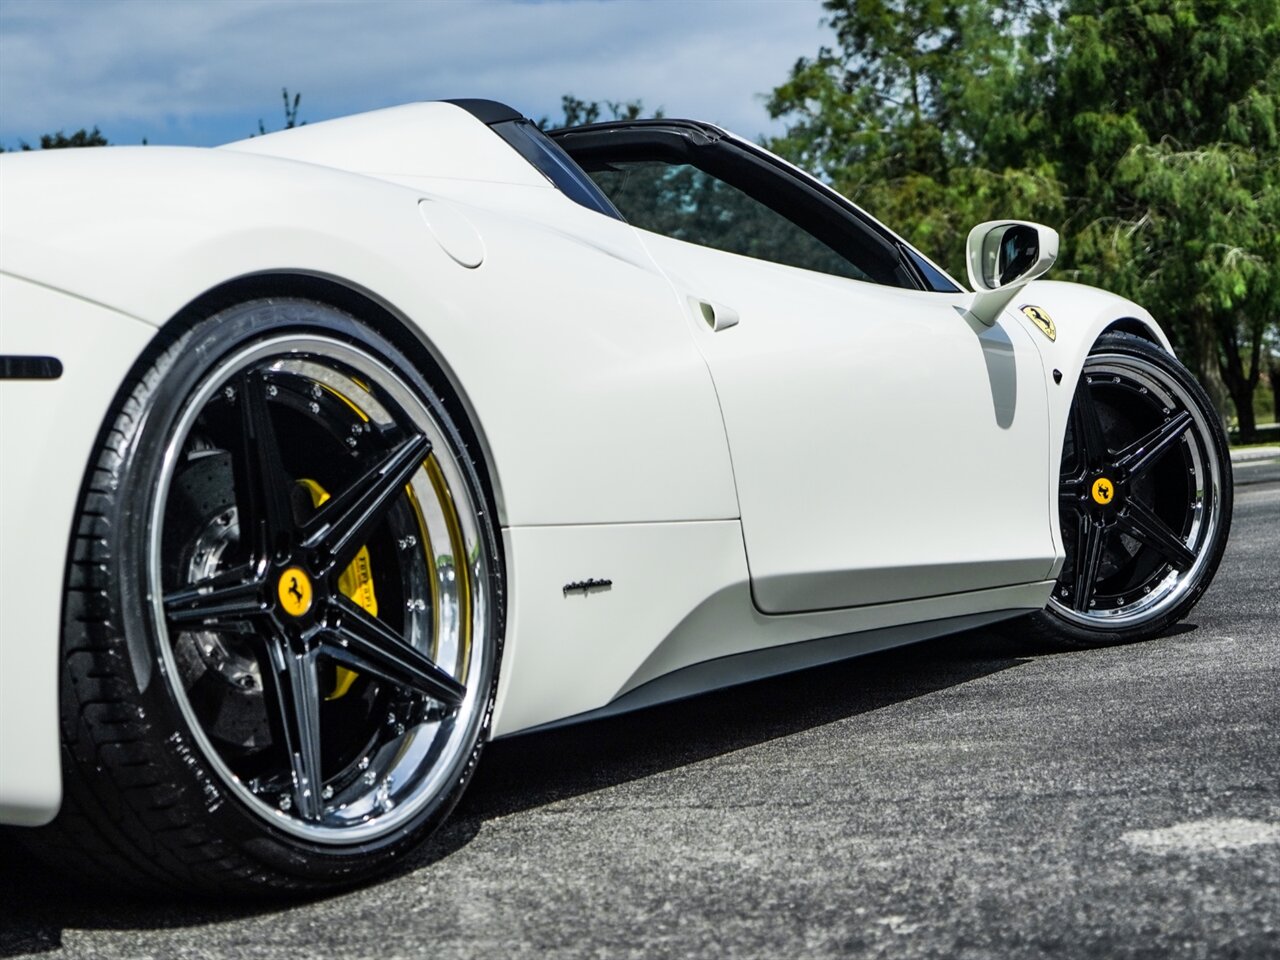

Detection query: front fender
xmin=0 ymin=275 xmax=157 ymax=825
xmin=1008 ymin=278 xmax=1174 ymax=576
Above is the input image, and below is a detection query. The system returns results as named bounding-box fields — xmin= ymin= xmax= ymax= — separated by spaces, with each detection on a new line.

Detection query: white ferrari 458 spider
xmin=0 ymin=99 xmax=1232 ymax=893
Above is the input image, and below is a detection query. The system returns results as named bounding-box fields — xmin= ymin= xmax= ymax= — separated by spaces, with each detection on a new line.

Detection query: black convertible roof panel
xmin=443 ymin=98 xmax=525 ymax=125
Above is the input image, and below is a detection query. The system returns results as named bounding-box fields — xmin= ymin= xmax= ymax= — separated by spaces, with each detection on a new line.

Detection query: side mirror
xmin=964 ymin=220 xmax=1059 ymax=325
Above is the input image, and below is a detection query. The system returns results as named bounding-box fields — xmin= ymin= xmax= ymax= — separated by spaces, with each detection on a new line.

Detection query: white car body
xmin=0 ymin=101 xmax=1170 ymax=825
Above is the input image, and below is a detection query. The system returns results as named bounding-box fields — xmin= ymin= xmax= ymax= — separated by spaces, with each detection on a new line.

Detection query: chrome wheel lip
xmin=148 ymin=332 xmax=491 ymax=845
xmin=1049 ymin=351 xmax=1224 ymax=630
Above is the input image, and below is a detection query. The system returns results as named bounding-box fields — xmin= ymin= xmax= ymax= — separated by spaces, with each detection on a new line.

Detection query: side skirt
xmin=496 ymin=607 xmax=1023 ymax=738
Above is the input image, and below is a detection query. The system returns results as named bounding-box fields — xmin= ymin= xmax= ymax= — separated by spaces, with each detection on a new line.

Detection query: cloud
xmin=0 ymin=0 xmax=827 ymax=147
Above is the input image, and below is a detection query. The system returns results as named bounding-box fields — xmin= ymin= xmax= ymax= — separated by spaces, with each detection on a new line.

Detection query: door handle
xmin=691 ymin=297 xmax=739 ymax=332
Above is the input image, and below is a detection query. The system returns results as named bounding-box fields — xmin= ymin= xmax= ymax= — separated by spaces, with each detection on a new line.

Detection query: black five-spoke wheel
xmin=45 ymin=299 xmax=502 ymax=892
xmin=1032 ymin=331 xmax=1232 ymax=646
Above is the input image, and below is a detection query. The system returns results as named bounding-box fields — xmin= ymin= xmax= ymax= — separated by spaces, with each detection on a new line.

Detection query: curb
xmin=1230 ymin=446 xmax=1280 ymax=464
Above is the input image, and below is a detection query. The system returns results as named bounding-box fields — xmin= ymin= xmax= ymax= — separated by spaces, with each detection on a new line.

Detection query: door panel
xmin=641 ymin=231 xmax=1057 ymax=613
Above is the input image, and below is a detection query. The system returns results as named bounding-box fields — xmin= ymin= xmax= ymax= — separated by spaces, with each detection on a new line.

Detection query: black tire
xmin=1018 ymin=330 xmax=1232 ymax=648
xmin=31 ymin=299 xmax=504 ymax=895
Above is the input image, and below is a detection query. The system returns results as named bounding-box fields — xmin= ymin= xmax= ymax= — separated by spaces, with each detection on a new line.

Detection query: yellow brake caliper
xmin=297 ymin=478 xmax=377 ymax=700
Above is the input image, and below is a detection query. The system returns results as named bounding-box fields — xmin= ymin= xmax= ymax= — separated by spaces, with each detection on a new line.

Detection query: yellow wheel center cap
xmin=278 ymin=567 xmax=314 ymax=617
xmin=1091 ymin=477 xmax=1115 ymax=506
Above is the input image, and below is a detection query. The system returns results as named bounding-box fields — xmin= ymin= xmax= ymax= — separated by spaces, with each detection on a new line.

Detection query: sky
xmin=0 ymin=0 xmax=830 ymax=150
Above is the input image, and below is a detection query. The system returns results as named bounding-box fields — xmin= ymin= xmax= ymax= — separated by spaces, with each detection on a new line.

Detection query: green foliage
xmin=0 ymin=126 xmax=109 ymax=152
xmin=765 ymin=0 xmax=1064 ymax=279
xmin=1056 ymin=2 xmax=1280 ymax=438
xmin=767 ymin=0 xmax=1280 ymax=439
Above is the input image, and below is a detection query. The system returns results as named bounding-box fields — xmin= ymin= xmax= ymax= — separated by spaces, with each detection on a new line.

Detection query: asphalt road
xmin=3 ymin=459 xmax=1277 ymax=960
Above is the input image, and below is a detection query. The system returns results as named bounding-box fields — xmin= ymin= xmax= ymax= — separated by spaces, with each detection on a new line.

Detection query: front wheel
xmin=1022 ymin=331 xmax=1232 ymax=648
xmin=42 ymin=299 xmax=503 ymax=894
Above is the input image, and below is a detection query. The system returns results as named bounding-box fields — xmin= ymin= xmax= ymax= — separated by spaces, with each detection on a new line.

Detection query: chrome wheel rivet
xmin=279 ymin=794 xmax=292 ymax=811
xmin=322 ymin=785 xmax=334 ymax=801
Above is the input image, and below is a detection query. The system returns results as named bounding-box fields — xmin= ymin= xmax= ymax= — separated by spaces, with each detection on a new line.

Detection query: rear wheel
xmin=1022 ymin=331 xmax=1231 ymax=648
xmin=44 ymin=299 xmax=502 ymax=894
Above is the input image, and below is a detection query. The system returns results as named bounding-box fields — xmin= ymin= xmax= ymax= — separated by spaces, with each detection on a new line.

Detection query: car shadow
xmin=454 ymin=625 xmax=1036 ymax=823
xmin=0 ymin=623 xmax=1088 ymax=954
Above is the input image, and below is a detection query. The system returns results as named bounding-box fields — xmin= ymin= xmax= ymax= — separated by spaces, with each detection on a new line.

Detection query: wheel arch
xmin=153 ymin=270 xmax=509 ymax=529
xmin=1100 ymin=316 xmax=1167 ymax=350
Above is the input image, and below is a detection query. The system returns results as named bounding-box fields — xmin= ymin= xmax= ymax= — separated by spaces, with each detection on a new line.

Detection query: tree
xmin=765 ymin=0 xmax=1063 ymax=280
xmin=0 ymin=126 xmax=109 ymax=152
xmin=1055 ymin=1 xmax=1280 ymax=439
xmin=256 ymin=88 xmax=304 ymax=136
xmin=767 ymin=0 xmax=1280 ymax=437
xmin=537 ymin=95 xmax=658 ymax=131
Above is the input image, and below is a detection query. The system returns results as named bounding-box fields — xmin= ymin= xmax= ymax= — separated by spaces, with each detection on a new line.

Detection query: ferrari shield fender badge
xmin=1020 ymin=304 xmax=1056 ymax=341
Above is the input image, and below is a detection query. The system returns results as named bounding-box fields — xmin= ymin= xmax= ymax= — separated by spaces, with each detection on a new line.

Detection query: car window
xmin=587 ymin=160 xmax=874 ymax=283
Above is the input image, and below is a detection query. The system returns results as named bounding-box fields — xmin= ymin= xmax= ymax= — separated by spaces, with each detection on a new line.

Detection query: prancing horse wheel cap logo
xmin=1091 ymin=477 xmax=1115 ymax=505
xmin=278 ymin=566 xmax=314 ymax=617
